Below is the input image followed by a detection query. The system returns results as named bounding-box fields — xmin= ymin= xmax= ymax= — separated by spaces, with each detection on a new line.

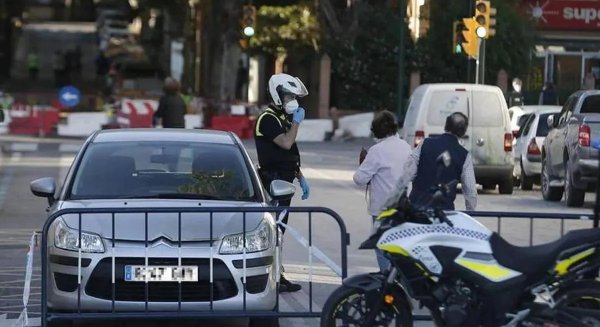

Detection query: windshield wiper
xmin=119 ymin=193 xmax=223 ymax=200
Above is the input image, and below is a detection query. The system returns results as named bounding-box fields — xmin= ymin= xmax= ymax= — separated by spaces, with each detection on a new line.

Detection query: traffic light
xmin=474 ymin=0 xmax=497 ymax=38
xmin=242 ymin=5 xmax=256 ymax=37
xmin=452 ymin=21 xmax=465 ymax=54
xmin=461 ymin=17 xmax=479 ymax=59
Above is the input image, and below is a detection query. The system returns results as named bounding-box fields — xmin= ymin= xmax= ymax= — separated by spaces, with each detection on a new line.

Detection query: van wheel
xmin=565 ymin=163 xmax=585 ymax=207
xmin=498 ymin=179 xmax=513 ymax=195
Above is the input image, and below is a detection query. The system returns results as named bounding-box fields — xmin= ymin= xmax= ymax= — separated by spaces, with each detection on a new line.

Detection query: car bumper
xmin=475 ymin=165 xmax=513 ymax=182
xmin=576 ymin=159 xmax=599 ymax=183
xmin=47 ymin=246 xmax=277 ymax=312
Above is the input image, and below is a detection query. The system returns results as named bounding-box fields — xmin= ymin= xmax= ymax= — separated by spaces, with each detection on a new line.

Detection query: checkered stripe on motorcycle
xmin=381 ymin=226 xmax=490 ymax=243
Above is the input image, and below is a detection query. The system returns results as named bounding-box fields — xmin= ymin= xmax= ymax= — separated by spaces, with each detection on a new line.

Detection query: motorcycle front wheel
xmin=320 ymin=284 xmax=413 ymax=327
xmin=554 ymin=281 xmax=600 ymax=326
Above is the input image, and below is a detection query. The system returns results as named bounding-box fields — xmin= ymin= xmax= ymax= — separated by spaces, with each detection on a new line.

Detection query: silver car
xmin=31 ymin=129 xmax=294 ymax=326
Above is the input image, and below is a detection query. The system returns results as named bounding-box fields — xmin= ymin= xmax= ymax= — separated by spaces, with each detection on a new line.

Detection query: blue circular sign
xmin=58 ymin=86 xmax=81 ymax=108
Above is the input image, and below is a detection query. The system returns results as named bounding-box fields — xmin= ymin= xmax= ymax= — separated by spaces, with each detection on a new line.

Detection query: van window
xmin=472 ymin=91 xmax=503 ymax=127
xmin=426 ymin=91 xmax=469 ymax=126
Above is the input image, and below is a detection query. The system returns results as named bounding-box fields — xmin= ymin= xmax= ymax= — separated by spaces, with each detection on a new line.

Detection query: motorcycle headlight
xmin=54 ymin=218 xmax=105 ymax=253
xmin=220 ymin=221 xmax=272 ymax=255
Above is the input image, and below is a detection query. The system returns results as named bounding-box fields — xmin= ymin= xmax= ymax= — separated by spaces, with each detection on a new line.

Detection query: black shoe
xmin=279 ymin=275 xmax=301 ymax=293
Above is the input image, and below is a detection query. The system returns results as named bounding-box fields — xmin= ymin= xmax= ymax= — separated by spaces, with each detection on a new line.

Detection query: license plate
xmin=124 ymin=265 xmax=198 ymax=282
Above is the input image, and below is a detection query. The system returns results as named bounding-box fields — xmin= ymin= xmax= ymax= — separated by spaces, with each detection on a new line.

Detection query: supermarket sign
xmin=525 ymin=0 xmax=600 ymax=30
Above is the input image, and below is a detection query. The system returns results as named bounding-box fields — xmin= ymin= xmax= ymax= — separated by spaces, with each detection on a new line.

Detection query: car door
xmin=515 ymin=114 xmax=534 ymax=162
xmin=549 ymin=96 xmax=577 ymax=174
xmin=469 ymin=89 xmax=509 ymax=166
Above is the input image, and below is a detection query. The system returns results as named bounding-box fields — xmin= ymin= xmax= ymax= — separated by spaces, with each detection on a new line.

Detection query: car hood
xmin=53 ymin=200 xmax=271 ymax=242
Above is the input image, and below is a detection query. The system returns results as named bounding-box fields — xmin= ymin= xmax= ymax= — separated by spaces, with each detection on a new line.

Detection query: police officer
xmin=254 ymin=73 xmax=310 ymax=293
xmin=383 ymin=112 xmax=478 ymax=211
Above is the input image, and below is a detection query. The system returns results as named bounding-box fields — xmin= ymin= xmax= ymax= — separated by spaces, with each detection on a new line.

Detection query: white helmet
xmin=268 ymin=73 xmax=308 ymax=107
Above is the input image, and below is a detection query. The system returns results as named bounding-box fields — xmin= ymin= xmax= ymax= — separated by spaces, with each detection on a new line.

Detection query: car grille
xmin=85 ymin=258 xmax=238 ymax=302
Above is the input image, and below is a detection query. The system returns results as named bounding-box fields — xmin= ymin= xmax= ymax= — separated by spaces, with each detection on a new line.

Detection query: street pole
xmin=480 ymin=38 xmax=486 ymax=84
xmin=475 ymin=38 xmax=481 ymax=84
xmin=397 ymin=0 xmax=406 ymax=120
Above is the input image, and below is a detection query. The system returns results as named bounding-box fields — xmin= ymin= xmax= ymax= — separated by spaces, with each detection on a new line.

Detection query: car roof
xmin=417 ymin=83 xmax=502 ymax=92
xmin=91 ymin=128 xmax=238 ymax=145
xmin=511 ymin=105 xmax=561 ymax=113
xmin=533 ymin=108 xmax=561 ymax=116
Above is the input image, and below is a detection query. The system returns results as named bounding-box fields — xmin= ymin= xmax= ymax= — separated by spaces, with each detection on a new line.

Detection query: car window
xmin=537 ymin=113 xmax=554 ymax=137
xmin=559 ymin=96 xmax=577 ymax=124
xmin=520 ymin=114 xmax=534 ymax=136
xmin=580 ymin=95 xmax=600 ymax=113
xmin=517 ymin=113 xmax=531 ymax=129
xmin=472 ymin=91 xmax=503 ymax=127
xmin=426 ymin=90 xmax=469 ymax=126
xmin=69 ymin=141 xmax=256 ymax=201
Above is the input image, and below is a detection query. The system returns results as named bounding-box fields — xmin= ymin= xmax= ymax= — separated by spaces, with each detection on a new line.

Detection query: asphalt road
xmin=0 ymin=135 xmax=596 ymax=327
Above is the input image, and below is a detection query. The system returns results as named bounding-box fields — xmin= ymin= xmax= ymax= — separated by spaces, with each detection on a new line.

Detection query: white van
xmin=401 ymin=83 xmax=514 ymax=194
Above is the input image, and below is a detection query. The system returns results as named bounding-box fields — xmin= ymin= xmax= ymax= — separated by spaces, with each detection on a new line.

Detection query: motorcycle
xmin=321 ymin=153 xmax=600 ymax=327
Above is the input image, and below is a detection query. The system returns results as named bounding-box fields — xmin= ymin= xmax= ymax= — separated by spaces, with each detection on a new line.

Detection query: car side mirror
xmin=30 ymin=177 xmax=56 ymax=206
xmin=547 ymin=115 xmax=555 ymax=129
xmin=269 ymin=180 xmax=295 ymax=201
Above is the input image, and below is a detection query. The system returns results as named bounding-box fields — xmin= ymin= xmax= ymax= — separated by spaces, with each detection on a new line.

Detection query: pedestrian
xmin=253 ymin=73 xmax=309 ymax=293
xmin=383 ymin=112 xmax=478 ymax=211
xmin=539 ymin=81 xmax=559 ymax=105
xmin=27 ymin=50 xmax=39 ymax=81
xmin=152 ymin=77 xmax=186 ymax=128
xmin=353 ymin=110 xmax=411 ymax=272
xmin=508 ymin=77 xmax=524 ymax=107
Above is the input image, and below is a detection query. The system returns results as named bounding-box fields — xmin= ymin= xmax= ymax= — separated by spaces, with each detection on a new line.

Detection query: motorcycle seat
xmin=490 ymin=229 xmax=600 ymax=278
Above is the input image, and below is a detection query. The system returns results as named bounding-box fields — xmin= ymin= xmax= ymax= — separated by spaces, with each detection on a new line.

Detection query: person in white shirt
xmin=353 ymin=110 xmax=411 ymax=271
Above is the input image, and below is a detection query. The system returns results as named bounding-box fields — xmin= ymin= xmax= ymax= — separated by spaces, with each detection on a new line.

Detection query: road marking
xmin=7 ymin=143 xmax=38 ymax=152
xmin=58 ymin=144 xmax=81 ymax=153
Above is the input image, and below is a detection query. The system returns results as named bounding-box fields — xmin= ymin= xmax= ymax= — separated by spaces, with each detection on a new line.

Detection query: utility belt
xmin=258 ymin=167 xmax=298 ymax=185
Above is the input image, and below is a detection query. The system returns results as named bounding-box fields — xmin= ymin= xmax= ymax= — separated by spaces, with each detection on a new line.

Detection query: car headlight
xmin=220 ymin=220 xmax=272 ymax=254
xmin=54 ymin=218 xmax=105 ymax=253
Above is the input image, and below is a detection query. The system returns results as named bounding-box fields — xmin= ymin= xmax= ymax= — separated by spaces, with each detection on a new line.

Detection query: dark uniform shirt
xmin=153 ymin=94 xmax=186 ymax=128
xmin=254 ymin=106 xmax=300 ymax=173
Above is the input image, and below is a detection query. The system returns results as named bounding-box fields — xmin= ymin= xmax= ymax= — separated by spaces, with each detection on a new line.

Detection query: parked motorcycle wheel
xmin=320 ymin=285 xmax=412 ymax=327
xmin=554 ymin=281 xmax=600 ymax=326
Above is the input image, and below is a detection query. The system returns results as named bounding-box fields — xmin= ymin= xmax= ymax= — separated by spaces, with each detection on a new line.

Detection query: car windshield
xmin=69 ymin=141 xmax=256 ymax=201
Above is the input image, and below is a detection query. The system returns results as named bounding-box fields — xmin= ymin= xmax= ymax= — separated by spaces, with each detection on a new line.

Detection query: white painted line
xmin=8 ymin=152 xmax=20 ymax=163
xmin=9 ymin=143 xmax=37 ymax=152
xmin=284 ymin=272 xmax=341 ymax=285
xmin=58 ymin=144 xmax=81 ymax=153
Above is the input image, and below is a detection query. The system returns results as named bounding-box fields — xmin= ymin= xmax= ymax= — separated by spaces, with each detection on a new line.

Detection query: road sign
xmin=58 ymin=86 xmax=80 ymax=108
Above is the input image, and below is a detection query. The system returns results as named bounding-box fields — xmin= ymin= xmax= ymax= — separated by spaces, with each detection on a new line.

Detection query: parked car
xmin=30 ymin=129 xmax=291 ymax=327
xmin=402 ymin=83 xmax=514 ymax=194
xmin=542 ymin=90 xmax=600 ymax=207
xmin=513 ymin=107 xmax=561 ymax=190
xmin=509 ymin=105 xmax=553 ymax=138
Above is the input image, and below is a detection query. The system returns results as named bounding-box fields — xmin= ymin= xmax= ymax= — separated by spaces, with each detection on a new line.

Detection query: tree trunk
xmin=275 ymin=53 xmax=287 ymax=74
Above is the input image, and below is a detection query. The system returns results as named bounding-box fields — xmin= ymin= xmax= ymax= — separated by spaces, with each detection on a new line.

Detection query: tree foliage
xmin=249 ymin=4 xmax=319 ymax=56
xmin=324 ymin=4 xmax=413 ymax=112
xmin=413 ymin=0 xmax=536 ymax=84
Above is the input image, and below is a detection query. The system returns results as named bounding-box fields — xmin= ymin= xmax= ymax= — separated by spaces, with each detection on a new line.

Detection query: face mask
xmin=284 ymin=99 xmax=299 ymax=114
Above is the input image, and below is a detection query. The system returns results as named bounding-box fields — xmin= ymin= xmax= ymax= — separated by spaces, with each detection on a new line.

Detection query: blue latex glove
xmin=298 ymin=175 xmax=310 ymax=200
xmin=292 ymin=107 xmax=305 ymax=124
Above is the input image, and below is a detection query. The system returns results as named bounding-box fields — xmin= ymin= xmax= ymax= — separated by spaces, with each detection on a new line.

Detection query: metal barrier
xmin=413 ymin=210 xmax=595 ymax=322
xmin=40 ymin=206 xmax=349 ymax=326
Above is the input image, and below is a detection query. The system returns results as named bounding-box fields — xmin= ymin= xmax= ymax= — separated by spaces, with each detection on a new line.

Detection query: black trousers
xmin=259 ymin=169 xmax=296 ymax=234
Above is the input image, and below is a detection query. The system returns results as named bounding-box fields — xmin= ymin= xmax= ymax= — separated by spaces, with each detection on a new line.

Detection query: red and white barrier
xmin=117 ymin=98 xmax=158 ymax=128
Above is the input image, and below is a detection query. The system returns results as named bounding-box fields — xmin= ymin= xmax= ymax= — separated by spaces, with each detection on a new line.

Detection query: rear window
xmin=580 ymin=95 xmax=600 ymax=113
xmin=536 ymin=113 xmax=554 ymax=137
xmin=70 ymin=141 xmax=256 ymax=201
xmin=517 ymin=113 xmax=532 ymax=128
xmin=426 ymin=91 xmax=469 ymax=126
xmin=472 ymin=91 xmax=504 ymax=127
